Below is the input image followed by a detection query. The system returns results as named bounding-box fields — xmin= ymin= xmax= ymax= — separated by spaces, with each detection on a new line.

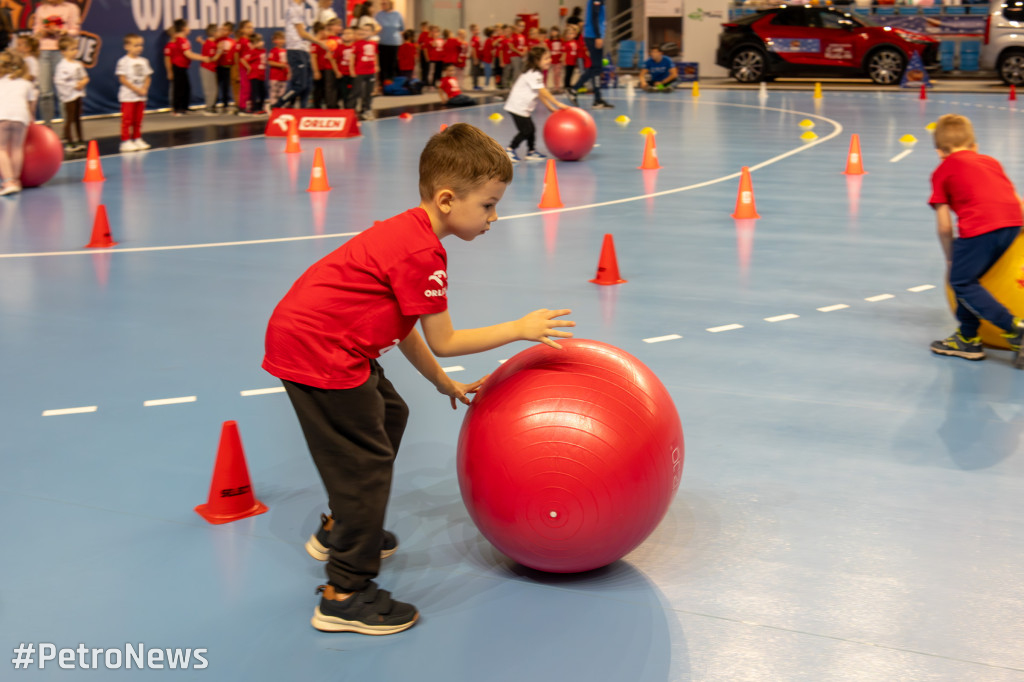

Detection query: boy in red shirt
xmin=416 ymin=22 xmax=431 ymax=83
xmin=547 ymin=26 xmax=564 ymax=93
xmin=929 ymin=114 xmax=1024 ymax=366
xmin=353 ymin=24 xmax=378 ymax=119
xmin=334 ymin=26 xmax=357 ymax=109
xmin=163 ymin=19 xmax=207 ymax=115
xmin=310 ymin=21 xmax=339 ymax=108
xmin=214 ymin=21 xmax=237 ymax=112
xmin=241 ymin=32 xmax=267 ymax=114
xmin=469 ymin=24 xmax=482 ymax=90
xmin=438 ymin=64 xmax=472 ymax=106
xmin=397 ymin=29 xmax=416 ymax=79
xmin=199 ymin=24 xmax=219 ymax=114
xmin=268 ymin=31 xmax=289 ymax=110
xmin=426 ymin=26 xmax=444 ymax=86
xmin=263 ymin=123 xmax=573 ymax=634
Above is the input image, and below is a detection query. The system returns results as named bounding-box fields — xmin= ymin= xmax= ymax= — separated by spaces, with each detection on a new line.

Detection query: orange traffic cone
xmin=285 ymin=117 xmax=302 ymax=153
xmin=84 ymin=204 xmax=118 ymax=248
xmin=843 ymin=134 xmax=867 ymax=175
xmin=440 ymin=123 xmax=448 ymax=132
xmin=82 ymin=140 xmax=105 ymax=182
xmin=537 ymin=159 xmax=563 ymax=209
xmin=919 ymin=83 xmax=927 ymax=100
xmin=731 ymin=167 xmax=760 ymax=219
xmin=1011 ymin=84 xmax=1018 ymax=102
xmin=195 ymin=421 xmax=268 ymax=525
xmin=638 ymin=132 xmax=661 ymax=170
xmin=589 ymin=234 xmax=627 ymax=285
xmin=307 ymin=147 xmax=331 ymax=192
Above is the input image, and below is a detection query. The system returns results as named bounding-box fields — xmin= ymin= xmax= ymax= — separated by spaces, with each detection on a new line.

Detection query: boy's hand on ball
xmin=441 ymin=376 xmax=486 ymax=409
xmin=518 ymin=309 xmax=575 ymax=349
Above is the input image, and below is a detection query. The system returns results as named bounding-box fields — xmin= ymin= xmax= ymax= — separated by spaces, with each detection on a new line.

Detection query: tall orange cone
xmin=82 ymin=140 xmax=105 ymax=182
xmin=84 ymin=204 xmax=118 ymax=248
xmin=195 ymin=421 xmax=268 ymax=525
xmin=1011 ymin=84 xmax=1018 ymax=102
xmin=843 ymin=134 xmax=867 ymax=175
xmin=589 ymin=234 xmax=627 ymax=285
xmin=307 ymin=147 xmax=331 ymax=192
xmin=537 ymin=159 xmax=563 ymax=209
xmin=285 ymin=117 xmax=302 ymax=153
xmin=637 ymin=132 xmax=661 ymax=170
xmin=731 ymin=166 xmax=760 ymax=219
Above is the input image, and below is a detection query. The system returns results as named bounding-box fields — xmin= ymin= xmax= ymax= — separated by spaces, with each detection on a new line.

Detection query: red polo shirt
xmin=930 ymin=150 xmax=1022 ymax=238
xmin=263 ymin=208 xmax=448 ymax=390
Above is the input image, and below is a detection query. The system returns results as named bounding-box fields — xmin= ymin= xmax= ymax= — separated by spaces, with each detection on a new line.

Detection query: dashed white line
xmin=643 ymin=334 xmax=682 ymax=343
xmin=865 ymin=294 xmax=895 ymax=302
xmin=707 ymin=324 xmax=744 ymax=333
xmin=907 ymin=284 xmax=935 ymax=292
xmin=42 ymin=406 xmax=98 ymax=417
xmin=890 ymin=149 xmax=913 ymax=163
xmin=764 ymin=314 xmax=800 ymax=323
xmin=442 ymin=366 xmax=465 ymax=373
xmin=240 ymin=387 xmax=286 ymax=397
xmin=143 ymin=396 xmax=197 ymax=407
xmin=817 ymin=304 xmax=849 ymax=312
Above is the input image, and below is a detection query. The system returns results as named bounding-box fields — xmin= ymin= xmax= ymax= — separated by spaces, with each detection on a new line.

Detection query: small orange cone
xmin=638 ymin=132 xmax=661 ymax=170
xmin=589 ymin=234 xmax=627 ymax=285
xmin=195 ymin=421 xmax=268 ymax=525
xmin=538 ymin=159 xmax=563 ymax=209
xmin=731 ymin=167 xmax=760 ymax=219
xmin=919 ymin=83 xmax=927 ymax=100
xmin=82 ymin=141 xmax=105 ymax=182
xmin=307 ymin=147 xmax=331 ymax=192
xmin=440 ymin=123 xmax=448 ymax=132
xmin=399 ymin=112 xmax=412 ymax=121
xmin=843 ymin=134 xmax=867 ymax=175
xmin=84 ymin=204 xmax=118 ymax=248
xmin=1011 ymin=84 xmax=1018 ymax=102
xmin=285 ymin=117 xmax=302 ymax=153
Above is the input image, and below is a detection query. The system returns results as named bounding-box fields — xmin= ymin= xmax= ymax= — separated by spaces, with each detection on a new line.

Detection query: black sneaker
xmin=1001 ymin=317 xmax=1024 ymax=369
xmin=930 ymin=331 xmax=985 ymax=361
xmin=306 ymin=513 xmax=398 ymax=561
xmin=593 ymin=100 xmax=615 ymax=109
xmin=312 ymin=583 xmax=419 ymax=634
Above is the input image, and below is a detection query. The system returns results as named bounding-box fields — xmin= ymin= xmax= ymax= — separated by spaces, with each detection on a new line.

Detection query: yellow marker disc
xmin=925 ymin=122 xmax=936 ymax=132
xmin=899 ymin=134 xmax=918 ymax=146
xmin=615 ymin=115 xmax=630 ymax=126
xmin=800 ymin=131 xmax=818 ymax=142
xmin=799 ymin=119 xmax=815 ymax=129
xmin=489 ymin=113 xmax=504 ymax=122
xmin=639 ymin=126 xmax=657 ymax=136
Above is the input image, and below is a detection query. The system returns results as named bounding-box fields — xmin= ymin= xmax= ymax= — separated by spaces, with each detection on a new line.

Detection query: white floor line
xmin=143 ymin=396 xmax=197 ymax=407
xmin=865 ymin=294 xmax=895 ymax=302
xmin=707 ymin=324 xmax=743 ymax=333
xmin=240 ymin=387 xmax=286 ymax=396
xmin=643 ymin=334 xmax=682 ymax=343
xmin=764 ymin=314 xmax=799 ymax=323
xmin=2 ymin=101 xmax=843 ymax=260
xmin=817 ymin=304 xmax=849 ymax=312
xmin=42 ymin=406 xmax=98 ymax=417
xmin=442 ymin=366 xmax=465 ymax=373
xmin=890 ymin=149 xmax=913 ymax=163
xmin=907 ymin=284 xmax=935 ymax=292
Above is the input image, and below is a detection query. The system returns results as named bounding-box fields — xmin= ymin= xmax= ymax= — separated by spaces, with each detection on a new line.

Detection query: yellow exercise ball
xmin=945 ymin=231 xmax=1024 ymax=348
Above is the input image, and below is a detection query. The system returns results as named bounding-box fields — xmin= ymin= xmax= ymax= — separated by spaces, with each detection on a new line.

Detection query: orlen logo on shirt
xmin=299 ymin=117 xmax=349 ymax=131
xmin=425 ymin=270 xmax=447 ymax=297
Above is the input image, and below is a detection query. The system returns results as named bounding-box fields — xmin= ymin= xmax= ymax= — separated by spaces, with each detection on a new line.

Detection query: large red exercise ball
xmin=456 ymin=339 xmax=684 ymax=573
xmin=543 ymin=107 xmax=598 ymax=161
xmin=20 ymin=123 xmax=65 ymax=188
xmin=944 ymin=230 xmax=1024 ymax=349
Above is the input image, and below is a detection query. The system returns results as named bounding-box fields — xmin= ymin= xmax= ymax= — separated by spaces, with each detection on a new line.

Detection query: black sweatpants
xmin=509 ymin=112 xmax=535 ymax=152
xmin=283 ymin=360 xmax=409 ymax=592
xmin=171 ymin=64 xmax=191 ymax=113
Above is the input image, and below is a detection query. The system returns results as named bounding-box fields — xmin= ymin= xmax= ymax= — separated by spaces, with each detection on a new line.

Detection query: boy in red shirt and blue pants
xmin=263 ymin=124 xmax=574 ymax=634
xmin=929 ymin=114 xmax=1024 ymax=367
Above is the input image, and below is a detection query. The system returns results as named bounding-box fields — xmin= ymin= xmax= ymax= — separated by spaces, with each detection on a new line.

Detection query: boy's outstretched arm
xmin=934 ymin=203 xmax=954 ymax=266
xmin=419 ymin=308 xmax=574 ymax=357
xmin=398 ymin=328 xmax=485 ymax=409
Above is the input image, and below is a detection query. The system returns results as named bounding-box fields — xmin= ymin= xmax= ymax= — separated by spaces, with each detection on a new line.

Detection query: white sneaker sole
xmin=306 ymin=534 xmax=397 ymax=561
xmin=311 ymin=607 xmax=418 ymax=635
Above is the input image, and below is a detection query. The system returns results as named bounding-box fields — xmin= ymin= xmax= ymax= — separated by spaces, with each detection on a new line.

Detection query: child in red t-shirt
xmin=397 ymin=29 xmax=416 ymax=79
xmin=426 ymin=26 xmax=444 ymax=85
xmin=263 ymin=123 xmax=573 ymax=635
xmin=311 ymin=21 xmax=340 ymax=108
xmin=199 ymin=24 xmax=219 ymax=114
xmin=241 ymin=32 xmax=267 ymax=114
xmin=416 ymin=22 xmax=431 ymax=82
xmin=469 ymin=24 xmax=482 ymax=90
xmin=438 ymin=64 xmax=472 ymax=107
xmin=547 ymin=26 xmax=564 ymax=93
xmin=562 ymin=23 xmax=580 ymax=92
xmin=235 ymin=20 xmax=255 ymax=113
xmin=481 ymin=26 xmax=497 ymax=89
xmin=268 ymin=31 xmax=289 ymax=109
xmin=213 ymin=21 xmax=237 ymax=111
xmin=163 ymin=19 xmax=207 ymax=115
xmin=928 ymin=114 xmax=1024 ymax=366
xmin=353 ymin=25 xmax=378 ymax=119
xmin=334 ymin=26 xmax=357 ymax=109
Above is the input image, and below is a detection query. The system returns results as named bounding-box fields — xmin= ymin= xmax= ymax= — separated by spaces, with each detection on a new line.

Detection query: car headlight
xmin=895 ymin=30 xmax=931 ymax=44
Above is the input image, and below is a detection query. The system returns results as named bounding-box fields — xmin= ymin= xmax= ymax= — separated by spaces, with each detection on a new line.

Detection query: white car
xmin=981 ymin=0 xmax=1024 ymax=85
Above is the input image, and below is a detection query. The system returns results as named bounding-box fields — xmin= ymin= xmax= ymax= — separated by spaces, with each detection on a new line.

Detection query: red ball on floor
xmin=20 ymin=124 xmax=64 ymax=188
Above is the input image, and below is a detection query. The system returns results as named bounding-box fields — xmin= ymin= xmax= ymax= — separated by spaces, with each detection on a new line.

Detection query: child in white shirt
xmin=0 ymin=52 xmax=36 ymax=196
xmin=503 ymin=45 xmax=567 ymax=163
xmin=115 ymin=33 xmax=153 ymax=152
xmin=54 ymin=37 xmax=87 ymax=151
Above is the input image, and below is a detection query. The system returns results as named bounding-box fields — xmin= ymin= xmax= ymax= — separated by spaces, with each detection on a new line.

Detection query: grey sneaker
xmin=312 ymin=583 xmax=418 ymax=634
xmin=505 ymin=147 xmax=520 ymax=163
xmin=306 ymin=513 xmax=398 ymax=561
xmin=930 ymin=331 xmax=985 ymax=361
xmin=1001 ymin=317 xmax=1024 ymax=369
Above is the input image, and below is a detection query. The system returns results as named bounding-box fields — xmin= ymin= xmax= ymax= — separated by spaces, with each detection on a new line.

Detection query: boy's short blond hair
xmin=419 ymin=123 xmax=514 ymax=200
xmin=58 ymin=37 xmax=77 ymax=52
xmin=933 ymin=114 xmax=976 ymax=153
xmin=0 ymin=51 xmax=28 ymax=80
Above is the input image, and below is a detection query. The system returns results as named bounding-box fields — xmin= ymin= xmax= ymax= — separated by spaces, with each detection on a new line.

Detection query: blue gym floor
xmin=2 ymin=87 xmax=1023 ymax=681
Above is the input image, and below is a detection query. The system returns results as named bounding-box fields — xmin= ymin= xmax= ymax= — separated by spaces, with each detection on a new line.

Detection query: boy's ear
xmin=436 ymin=189 xmax=455 ymax=215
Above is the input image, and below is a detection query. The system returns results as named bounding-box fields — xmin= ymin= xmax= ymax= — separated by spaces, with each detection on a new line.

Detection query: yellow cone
xmin=639 ymin=126 xmax=657 ymax=136
xmin=799 ymin=119 xmax=815 ymax=129
xmin=800 ymin=131 xmax=818 ymax=142
xmin=615 ymin=115 xmax=631 ymax=127
xmin=489 ymin=112 xmax=504 ymax=122
xmin=925 ymin=121 xmax=936 ymax=132
xmin=813 ymin=82 xmax=822 ymax=99
xmin=899 ymin=134 xmax=918 ymax=146
xmin=692 ymin=81 xmax=700 ymax=97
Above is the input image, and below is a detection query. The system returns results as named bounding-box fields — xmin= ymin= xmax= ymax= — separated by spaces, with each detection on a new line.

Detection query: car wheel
xmin=997 ymin=50 xmax=1024 ymax=86
xmin=731 ymin=47 xmax=767 ymax=84
xmin=866 ymin=48 xmax=905 ymax=85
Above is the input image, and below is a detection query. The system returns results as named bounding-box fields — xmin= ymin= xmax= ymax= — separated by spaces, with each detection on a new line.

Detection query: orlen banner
xmin=10 ymin=0 xmax=340 ymax=115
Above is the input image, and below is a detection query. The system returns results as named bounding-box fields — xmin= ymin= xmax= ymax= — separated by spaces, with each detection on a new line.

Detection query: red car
xmin=717 ymin=6 xmax=939 ymax=85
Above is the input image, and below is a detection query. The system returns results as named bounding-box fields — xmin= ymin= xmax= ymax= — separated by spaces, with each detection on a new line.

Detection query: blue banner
xmin=11 ymin=0 xmax=329 ymax=115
